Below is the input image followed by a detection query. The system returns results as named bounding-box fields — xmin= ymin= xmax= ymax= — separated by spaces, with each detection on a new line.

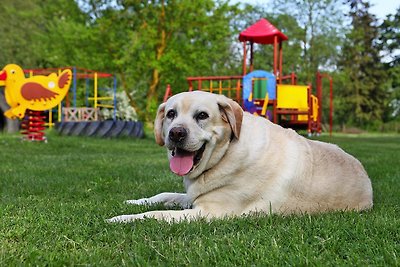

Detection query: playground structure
xmin=0 ymin=65 xmax=144 ymax=139
xmin=0 ymin=64 xmax=72 ymax=141
xmin=30 ymin=67 xmax=144 ymax=138
xmin=22 ymin=66 xmax=117 ymax=124
xmin=164 ymin=18 xmax=333 ymax=135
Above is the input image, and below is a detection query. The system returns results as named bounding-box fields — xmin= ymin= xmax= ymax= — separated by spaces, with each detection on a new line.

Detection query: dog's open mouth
xmin=169 ymin=143 xmax=206 ymax=176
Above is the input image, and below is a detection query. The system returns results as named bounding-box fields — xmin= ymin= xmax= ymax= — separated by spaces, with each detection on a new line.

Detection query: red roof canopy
xmin=239 ymin=18 xmax=288 ymax=45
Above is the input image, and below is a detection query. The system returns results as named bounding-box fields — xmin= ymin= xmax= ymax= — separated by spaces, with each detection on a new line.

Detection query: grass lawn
xmin=0 ymin=131 xmax=399 ymax=266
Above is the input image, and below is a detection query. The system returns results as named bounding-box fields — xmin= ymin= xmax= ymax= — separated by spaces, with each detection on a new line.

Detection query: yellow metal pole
xmin=58 ymin=103 xmax=62 ymax=122
xmin=48 ymin=110 xmax=53 ymax=128
xmin=261 ymin=93 xmax=269 ymax=116
xmin=94 ymin=72 xmax=98 ymax=108
xmin=53 ymin=69 xmax=62 ymax=124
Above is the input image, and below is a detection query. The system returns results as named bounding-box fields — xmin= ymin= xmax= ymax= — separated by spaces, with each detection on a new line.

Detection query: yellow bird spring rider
xmin=0 ymin=64 xmax=72 ymax=141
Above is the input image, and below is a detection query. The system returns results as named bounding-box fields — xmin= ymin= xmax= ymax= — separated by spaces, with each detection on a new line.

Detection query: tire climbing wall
xmin=54 ymin=121 xmax=144 ymax=138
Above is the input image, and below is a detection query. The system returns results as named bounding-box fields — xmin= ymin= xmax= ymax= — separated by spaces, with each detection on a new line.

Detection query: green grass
xmin=0 ymin=131 xmax=399 ymax=266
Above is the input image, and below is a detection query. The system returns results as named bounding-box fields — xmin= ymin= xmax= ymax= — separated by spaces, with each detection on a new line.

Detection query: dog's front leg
xmin=107 ymin=208 xmax=205 ymax=223
xmin=125 ymin=192 xmax=191 ymax=208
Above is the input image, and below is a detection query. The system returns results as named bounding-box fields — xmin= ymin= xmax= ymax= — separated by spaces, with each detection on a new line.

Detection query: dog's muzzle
xmin=167 ymin=127 xmax=206 ymax=176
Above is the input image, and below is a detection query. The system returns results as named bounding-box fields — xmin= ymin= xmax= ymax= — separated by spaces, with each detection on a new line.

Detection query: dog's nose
xmin=169 ymin=127 xmax=187 ymax=143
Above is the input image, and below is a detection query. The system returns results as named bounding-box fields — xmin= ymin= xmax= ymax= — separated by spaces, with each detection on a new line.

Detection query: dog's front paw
xmin=107 ymin=214 xmax=145 ymax=223
xmin=125 ymin=198 xmax=149 ymax=205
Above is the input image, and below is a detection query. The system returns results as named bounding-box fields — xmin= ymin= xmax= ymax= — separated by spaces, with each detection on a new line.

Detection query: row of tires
xmin=54 ymin=121 xmax=145 ymax=138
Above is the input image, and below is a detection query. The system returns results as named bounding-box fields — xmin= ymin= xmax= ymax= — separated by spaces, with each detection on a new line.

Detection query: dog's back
xmin=195 ymin=113 xmax=373 ymax=215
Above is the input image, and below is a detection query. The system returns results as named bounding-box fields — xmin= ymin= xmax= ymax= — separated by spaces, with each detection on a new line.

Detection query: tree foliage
xmin=78 ymin=0 xmax=241 ymax=121
xmin=337 ymin=0 xmax=388 ymax=127
xmin=270 ymin=0 xmax=344 ymax=82
xmin=378 ymin=7 xmax=400 ymax=120
xmin=0 ymin=0 xmax=398 ymax=129
xmin=0 ymin=0 xmax=46 ymax=67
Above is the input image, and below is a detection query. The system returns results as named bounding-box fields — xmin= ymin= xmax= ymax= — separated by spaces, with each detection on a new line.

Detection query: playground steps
xmin=54 ymin=120 xmax=145 ymax=138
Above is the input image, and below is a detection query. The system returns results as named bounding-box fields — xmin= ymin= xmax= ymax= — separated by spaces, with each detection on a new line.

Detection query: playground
xmin=165 ymin=18 xmax=333 ymax=136
xmin=0 ymin=19 xmax=333 ymax=140
xmin=0 ymin=65 xmax=144 ymax=140
xmin=0 ymin=13 xmax=398 ymax=266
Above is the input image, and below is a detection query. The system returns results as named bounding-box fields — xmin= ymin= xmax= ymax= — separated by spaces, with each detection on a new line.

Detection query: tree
xmin=270 ymin=0 xmax=345 ymax=83
xmin=378 ymin=7 xmax=400 ymax=68
xmin=378 ymin=7 xmax=400 ymax=121
xmin=0 ymin=0 xmax=47 ymax=132
xmin=338 ymin=0 xmax=388 ymax=127
xmin=95 ymin=0 xmax=241 ymax=122
xmin=0 ymin=0 xmax=46 ymax=67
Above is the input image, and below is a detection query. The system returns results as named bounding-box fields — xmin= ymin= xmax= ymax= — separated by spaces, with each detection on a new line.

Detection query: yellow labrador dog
xmin=108 ymin=91 xmax=373 ymax=223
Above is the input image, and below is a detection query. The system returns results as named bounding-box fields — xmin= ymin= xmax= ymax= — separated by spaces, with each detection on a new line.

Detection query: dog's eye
xmin=166 ymin=110 xmax=176 ymax=119
xmin=196 ymin=112 xmax=209 ymax=121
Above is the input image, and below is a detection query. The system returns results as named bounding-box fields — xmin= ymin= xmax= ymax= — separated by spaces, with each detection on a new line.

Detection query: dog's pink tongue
xmin=170 ymin=154 xmax=194 ymax=176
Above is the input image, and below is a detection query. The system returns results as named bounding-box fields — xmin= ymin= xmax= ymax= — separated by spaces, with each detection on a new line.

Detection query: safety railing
xmin=63 ymin=107 xmax=99 ymax=122
xmin=186 ymin=75 xmax=243 ymax=103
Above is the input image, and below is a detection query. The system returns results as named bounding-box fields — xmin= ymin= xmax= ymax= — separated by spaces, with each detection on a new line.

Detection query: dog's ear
xmin=154 ymin=102 xmax=166 ymax=146
xmin=218 ymin=96 xmax=243 ymax=139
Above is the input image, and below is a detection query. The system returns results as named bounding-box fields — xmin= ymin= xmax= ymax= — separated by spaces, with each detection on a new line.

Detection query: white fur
xmin=108 ymin=92 xmax=373 ymax=223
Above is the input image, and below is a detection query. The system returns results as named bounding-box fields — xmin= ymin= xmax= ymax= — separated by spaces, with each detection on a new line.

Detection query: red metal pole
xmin=163 ymin=84 xmax=171 ymax=102
xmin=242 ymin=42 xmax=247 ymax=76
xmin=250 ymin=42 xmax=254 ymax=73
xmin=278 ymin=41 xmax=283 ymax=84
xmin=316 ymin=72 xmax=334 ymax=136
xmin=316 ymin=72 xmax=323 ymax=134
xmin=307 ymin=85 xmax=312 ymax=135
xmin=188 ymin=80 xmax=193 ymax=92
xmin=273 ymin=36 xmax=278 ymax=123
xmin=329 ymin=76 xmax=333 ymax=137
xmin=273 ymin=88 xmax=278 ymax=123
xmin=273 ymin=36 xmax=278 ymax=77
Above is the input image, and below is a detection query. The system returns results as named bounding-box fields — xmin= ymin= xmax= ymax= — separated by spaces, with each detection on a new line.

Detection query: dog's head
xmin=154 ymin=91 xmax=243 ymax=178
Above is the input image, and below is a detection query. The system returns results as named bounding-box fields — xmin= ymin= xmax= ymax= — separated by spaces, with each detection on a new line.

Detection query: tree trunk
xmin=307 ymin=2 xmax=314 ymax=83
xmin=119 ymin=71 xmax=144 ymax=121
xmin=145 ymin=0 xmax=167 ymax=122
